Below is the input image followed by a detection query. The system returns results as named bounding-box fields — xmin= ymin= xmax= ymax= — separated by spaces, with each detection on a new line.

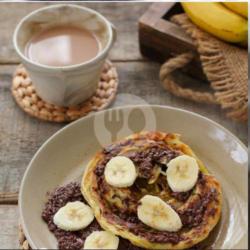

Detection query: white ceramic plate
xmin=19 ymin=105 xmax=248 ymax=249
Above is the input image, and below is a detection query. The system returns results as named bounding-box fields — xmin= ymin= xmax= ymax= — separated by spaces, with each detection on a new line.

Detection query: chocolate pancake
xmin=82 ymin=131 xmax=222 ymax=249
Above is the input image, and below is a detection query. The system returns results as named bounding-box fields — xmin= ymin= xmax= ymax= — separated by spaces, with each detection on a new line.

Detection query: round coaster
xmin=19 ymin=225 xmax=30 ymax=250
xmin=12 ymin=61 xmax=118 ymax=122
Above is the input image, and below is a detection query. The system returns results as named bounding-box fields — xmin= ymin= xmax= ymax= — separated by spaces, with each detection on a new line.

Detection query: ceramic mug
xmin=13 ymin=4 xmax=116 ymax=107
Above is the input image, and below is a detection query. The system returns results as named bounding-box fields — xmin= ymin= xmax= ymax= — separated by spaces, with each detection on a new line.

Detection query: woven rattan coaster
xmin=12 ymin=61 xmax=118 ymax=122
xmin=19 ymin=225 xmax=30 ymax=250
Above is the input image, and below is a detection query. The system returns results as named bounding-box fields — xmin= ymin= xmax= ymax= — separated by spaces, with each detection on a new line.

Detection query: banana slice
xmin=53 ymin=201 xmax=94 ymax=231
xmin=84 ymin=231 xmax=119 ymax=249
xmin=137 ymin=195 xmax=182 ymax=232
xmin=167 ymin=155 xmax=199 ymax=192
xmin=104 ymin=156 xmax=137 ymax=188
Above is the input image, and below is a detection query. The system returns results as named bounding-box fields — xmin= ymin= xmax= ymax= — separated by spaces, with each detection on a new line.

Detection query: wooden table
xmin=0 ymin=2 xmax=247 ymax=248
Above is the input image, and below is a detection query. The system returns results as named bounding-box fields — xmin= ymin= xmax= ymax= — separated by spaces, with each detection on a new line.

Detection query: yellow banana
xmin=223 ymin=2 xmax=248 ymax=19
xmin=181 ymin=2 xmax=248 ymax=43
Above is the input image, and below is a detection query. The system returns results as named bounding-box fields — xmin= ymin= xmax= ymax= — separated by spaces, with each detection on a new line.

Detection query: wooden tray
xmin=139 ymin=3 xmax=206 ymax=80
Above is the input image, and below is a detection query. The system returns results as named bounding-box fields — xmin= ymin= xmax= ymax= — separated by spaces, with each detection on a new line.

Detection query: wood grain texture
xmin=138 ymin=3 xmax=206 ymax=80
xmin=0 ymin=62 xmax=247 ymax=195
xmin=0 ymin=2 xmax=150 ymax=64
xmin=0 ymin=192 xmax=18 ymax=205
xmin=0 ymin=205 xmax=19 ymax=249
xmin=0 ymin=3 xmax=247 ymax=249
xmin=139 ymin=3 xmax=195 ymax=53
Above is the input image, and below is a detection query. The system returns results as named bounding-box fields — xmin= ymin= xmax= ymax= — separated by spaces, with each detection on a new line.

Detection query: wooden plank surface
xmin=0 ymin=62 xmax=247 ymax=195
xmin=0 ymin=2 xmax=247 ymax=249
xmin=0 ymin=205 xmax=19 ymax=249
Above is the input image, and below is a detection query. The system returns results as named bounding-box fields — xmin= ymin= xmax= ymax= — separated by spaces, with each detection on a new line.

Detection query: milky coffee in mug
xmin=25 ymin=25 xmax=101 ymax=67
xmin=13 ymin=5 xmax=116 ymax=107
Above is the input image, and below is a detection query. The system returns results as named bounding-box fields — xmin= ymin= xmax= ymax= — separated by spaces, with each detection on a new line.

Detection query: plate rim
xmin=19 ymin=104 xmax=248 ymax=249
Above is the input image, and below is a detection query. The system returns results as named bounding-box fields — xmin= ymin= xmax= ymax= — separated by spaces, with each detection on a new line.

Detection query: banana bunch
xmin=223 ymin=2 xmax=248 ymax=18
xmin=181 ymin=2 xmax=248 ymax=44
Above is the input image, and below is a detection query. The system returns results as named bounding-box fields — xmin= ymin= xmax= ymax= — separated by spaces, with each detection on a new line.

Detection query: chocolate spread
xmin=128 ymin=144 xmax=179 ymax=179
xmin=42 ymin=182 xmax=143 ymax=250
xmin=93 ymin=137 xmax=219 ymax=245
xmin=42 ymin=134 xmax=219 ymax=249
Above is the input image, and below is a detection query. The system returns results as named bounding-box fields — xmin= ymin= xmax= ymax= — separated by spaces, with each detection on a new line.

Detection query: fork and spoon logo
xmin=94 ymin=94 xmax=156 ymax=147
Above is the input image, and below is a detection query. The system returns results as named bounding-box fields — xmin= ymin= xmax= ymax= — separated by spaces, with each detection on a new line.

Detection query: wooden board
xmin=139 ymin=3 xmax=206 ymax=80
